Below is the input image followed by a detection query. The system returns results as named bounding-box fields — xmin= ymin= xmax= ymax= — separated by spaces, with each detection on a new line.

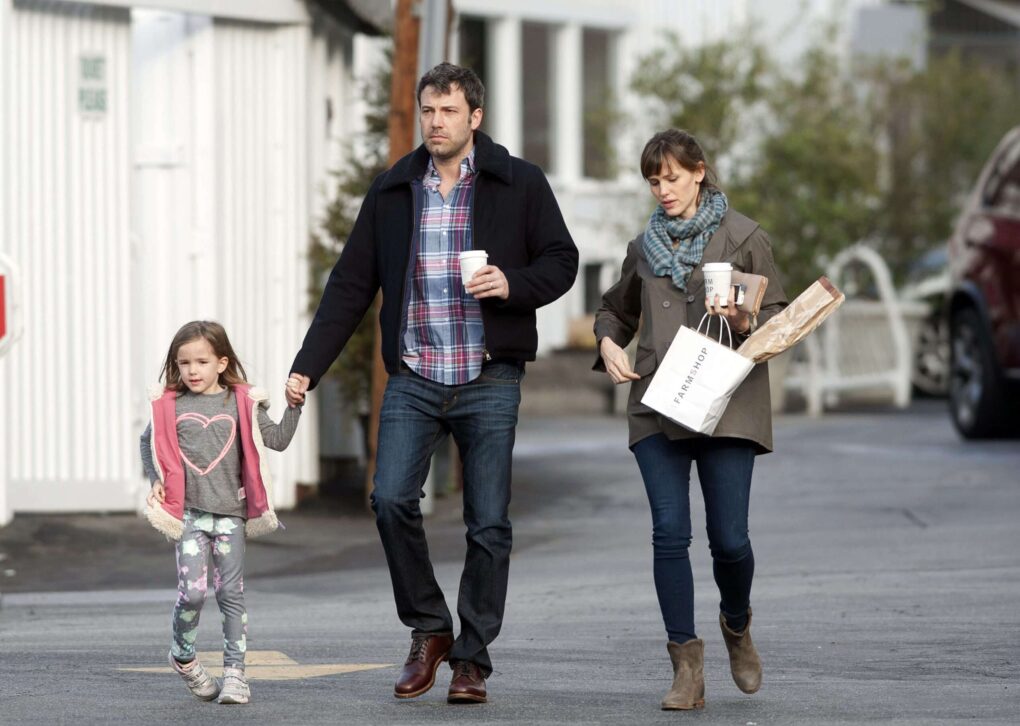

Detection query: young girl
xmin=140 ymin=320 xmax=303 ymax=705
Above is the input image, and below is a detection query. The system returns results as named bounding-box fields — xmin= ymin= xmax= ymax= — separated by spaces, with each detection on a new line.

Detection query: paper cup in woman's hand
xmin=703 ymin=262 xmax=733 ymax=307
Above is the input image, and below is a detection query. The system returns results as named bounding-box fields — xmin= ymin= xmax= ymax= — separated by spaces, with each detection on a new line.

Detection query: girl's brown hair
xmin=159 ymin=320 xmax=248 ymax=393
xmin=640 ymin=129 xmax=720 ymax=193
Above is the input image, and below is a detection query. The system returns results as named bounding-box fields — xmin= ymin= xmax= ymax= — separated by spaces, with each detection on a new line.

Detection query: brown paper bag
xmin=737 ymin=276 xmax=845 ymax=363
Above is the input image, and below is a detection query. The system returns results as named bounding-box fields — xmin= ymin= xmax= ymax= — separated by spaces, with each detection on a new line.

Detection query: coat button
xmin=662 ymin=300 xmax=671 ymax=308
xmin=687 ymin=294 xmax=696 ymax=303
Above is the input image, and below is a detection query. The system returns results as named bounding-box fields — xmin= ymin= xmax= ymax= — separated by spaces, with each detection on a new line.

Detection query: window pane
xmin=583 ymin=28 xmax=614 ymax=179
xmin=584 ymin=262 xmax=603 ymax=313
xmin=522 ymin=22 xmax=552 ymax=171
xmin=458 ymin=17 xmax=488 ymax=133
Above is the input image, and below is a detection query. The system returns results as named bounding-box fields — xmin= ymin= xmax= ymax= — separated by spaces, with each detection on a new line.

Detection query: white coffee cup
xmin=459 ymin=250 xmax=488 ymax=287
xmin=702 ymin=262 xmax=733 ymax=306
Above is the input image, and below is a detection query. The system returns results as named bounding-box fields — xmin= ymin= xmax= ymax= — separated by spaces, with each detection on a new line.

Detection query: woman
xmin=594 ymin=129 xmax=787 ymax=710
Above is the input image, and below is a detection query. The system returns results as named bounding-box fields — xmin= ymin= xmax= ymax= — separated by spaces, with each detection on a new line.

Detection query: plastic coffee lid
xmin=702 ymin=262 xmax=732 ymax=270
xmin=460 ymin=250 xmax=487 ymax=258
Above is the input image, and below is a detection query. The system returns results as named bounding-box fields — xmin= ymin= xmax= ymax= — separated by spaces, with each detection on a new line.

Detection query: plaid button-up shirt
xmin=401 ymin=151 xmax=485 ymax=385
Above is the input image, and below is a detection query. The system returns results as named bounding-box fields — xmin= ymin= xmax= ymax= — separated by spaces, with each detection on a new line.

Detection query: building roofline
xmin=311 ymin=0 xmax=391 ymax=36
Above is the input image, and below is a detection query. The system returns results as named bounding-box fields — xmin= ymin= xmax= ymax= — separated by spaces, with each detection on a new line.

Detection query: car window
xmin=982 ymin=136 xmax=1020 ymax=213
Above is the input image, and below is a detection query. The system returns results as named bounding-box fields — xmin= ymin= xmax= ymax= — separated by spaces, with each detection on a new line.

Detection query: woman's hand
xmin=600 ymin=338 xmax=641 ymax=384
xmin=147 ymin=481 xmax=165 ymax=508
xmin=705 ymin=287 xmax=751 ymax=334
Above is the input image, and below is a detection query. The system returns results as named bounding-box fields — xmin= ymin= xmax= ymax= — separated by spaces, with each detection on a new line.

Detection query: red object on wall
xmin=0 ymin=275 xmax=7 ymax=342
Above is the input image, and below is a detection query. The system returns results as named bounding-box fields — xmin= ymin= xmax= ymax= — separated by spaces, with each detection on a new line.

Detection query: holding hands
xmin=285 ymin=374 xmax=310 ymax=407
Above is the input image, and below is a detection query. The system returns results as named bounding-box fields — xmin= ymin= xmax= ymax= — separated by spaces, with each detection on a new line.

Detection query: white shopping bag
xmin=641 ymin=314 xmax=755 ymax=435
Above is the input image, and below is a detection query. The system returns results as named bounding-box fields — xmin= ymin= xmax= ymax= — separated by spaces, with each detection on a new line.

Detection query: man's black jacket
xmin=292 ymin=131 xmax=579 ymax=387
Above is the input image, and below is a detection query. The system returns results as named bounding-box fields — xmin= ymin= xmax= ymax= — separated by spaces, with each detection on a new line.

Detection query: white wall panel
xmin=131 ymin=9 xmax=205 ymax=401
xmin=63 ymin=0 xmax=310 ymax=25
xmin=214 ymin=19 xmax=311 ymax=508
xmin=4 ymin=0 xmax=133 ymax=510
xmin=1 ymin=0 xmax=12 ymax=525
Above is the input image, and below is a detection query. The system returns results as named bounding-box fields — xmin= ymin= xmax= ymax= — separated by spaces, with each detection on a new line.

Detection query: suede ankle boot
xmin=720 ymin=608 xmax=762 ymax=694
xmin=662 ymin=638 xmax=705 ymax=710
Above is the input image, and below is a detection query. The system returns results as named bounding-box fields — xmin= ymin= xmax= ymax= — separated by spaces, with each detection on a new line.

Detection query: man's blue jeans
xmin=371 ymin=362 xmax=522 ymax=677
xmin=631 ymin=434 xmax=757 ymax=644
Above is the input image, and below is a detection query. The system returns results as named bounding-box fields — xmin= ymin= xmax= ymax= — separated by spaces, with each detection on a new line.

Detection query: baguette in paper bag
xmin=737 ymin=276 xmax=844 ymax=363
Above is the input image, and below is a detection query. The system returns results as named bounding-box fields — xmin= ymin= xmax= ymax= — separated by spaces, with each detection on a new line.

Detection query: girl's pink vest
xmin=144 ymin=384 xmax=279 ymax=540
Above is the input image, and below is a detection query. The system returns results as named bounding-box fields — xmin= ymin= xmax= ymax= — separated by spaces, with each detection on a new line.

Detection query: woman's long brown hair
xmin=640 ymin=128 xmax=720 ymax=194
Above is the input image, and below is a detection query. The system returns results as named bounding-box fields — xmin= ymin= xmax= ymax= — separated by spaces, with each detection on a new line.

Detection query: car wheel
xmin=948 ymin=307 xmax=1009 ymax=438
xmin=912 ymin=312 xmax=949 ymax=397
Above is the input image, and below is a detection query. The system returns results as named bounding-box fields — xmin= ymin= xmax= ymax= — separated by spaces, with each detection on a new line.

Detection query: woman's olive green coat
xmin=594 ymin=209 xmax=788 ymax=453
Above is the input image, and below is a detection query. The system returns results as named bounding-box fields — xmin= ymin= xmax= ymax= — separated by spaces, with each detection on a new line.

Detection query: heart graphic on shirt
xmin=176 ymin=412 xmax=237 ymax=476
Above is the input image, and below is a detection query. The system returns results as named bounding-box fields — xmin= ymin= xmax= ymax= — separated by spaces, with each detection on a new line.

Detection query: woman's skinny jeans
xmin=631 ymin=434 xmax=756 ymax=644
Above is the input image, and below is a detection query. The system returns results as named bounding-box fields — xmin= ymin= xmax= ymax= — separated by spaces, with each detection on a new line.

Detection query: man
xmin=286 ymin=63 xmax=577 ymax=703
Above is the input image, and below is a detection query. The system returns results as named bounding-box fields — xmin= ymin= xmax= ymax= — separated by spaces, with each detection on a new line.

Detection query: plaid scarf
xmin=642 ymin=188 xmax=728 ymax=291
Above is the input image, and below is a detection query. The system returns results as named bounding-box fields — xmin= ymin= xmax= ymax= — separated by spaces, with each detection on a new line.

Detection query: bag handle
xmin=695 ymin=313 xmax=733 ymax=348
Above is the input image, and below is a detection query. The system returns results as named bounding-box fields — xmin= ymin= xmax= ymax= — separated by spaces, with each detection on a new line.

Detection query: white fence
xmin=785 ymin=245 xmax=929 ymax=415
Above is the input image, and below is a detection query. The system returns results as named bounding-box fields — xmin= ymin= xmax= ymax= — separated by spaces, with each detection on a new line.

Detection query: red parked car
xmin=947 ymin=125 xmax=1020 ymax=438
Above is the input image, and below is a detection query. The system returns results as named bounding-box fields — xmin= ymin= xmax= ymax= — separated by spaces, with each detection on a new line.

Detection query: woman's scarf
xmin=642 ymin=188 xmax=728 ymax=291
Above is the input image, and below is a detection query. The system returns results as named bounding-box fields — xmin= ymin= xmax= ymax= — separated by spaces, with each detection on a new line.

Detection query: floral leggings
xmin=170 ymin=509 xmax=247 ymax=669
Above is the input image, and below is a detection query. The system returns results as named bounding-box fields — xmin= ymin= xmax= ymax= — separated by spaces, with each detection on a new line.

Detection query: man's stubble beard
xmin=426 ymin=132 xmax=473 ymax=163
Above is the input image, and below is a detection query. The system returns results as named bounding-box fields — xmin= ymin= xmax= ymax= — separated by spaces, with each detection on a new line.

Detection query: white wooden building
xmin=0 ymin=0 xmax=386 ymax=523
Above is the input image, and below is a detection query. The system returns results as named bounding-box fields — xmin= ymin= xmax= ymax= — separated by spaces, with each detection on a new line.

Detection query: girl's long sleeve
xmin=257 ymin=401 xmax=302 ymax=451
xmin=139 ymin=423 xmax=160 ymax=484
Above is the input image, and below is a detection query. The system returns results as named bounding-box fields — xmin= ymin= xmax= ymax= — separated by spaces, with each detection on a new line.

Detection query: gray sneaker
xmin=168 ymin=652 xmax=220 ymax=701
xmin=217 ymin=666 xmax=250 ymax=705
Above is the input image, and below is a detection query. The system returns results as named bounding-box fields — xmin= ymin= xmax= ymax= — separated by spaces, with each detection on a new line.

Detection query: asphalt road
xmin=1 ymin=400 xmax=1018 ymax=724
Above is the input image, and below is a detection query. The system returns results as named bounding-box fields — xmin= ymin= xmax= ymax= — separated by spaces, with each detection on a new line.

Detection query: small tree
xmin=727 ymin=44 xmax=880 ymax=295
xmin=308 ymin=52 xmax=392 ymax=416
xmin=629 ymin=31 xmax=767 ymax=166
xmin=865 ymin=50 xmax=1020 ymax=276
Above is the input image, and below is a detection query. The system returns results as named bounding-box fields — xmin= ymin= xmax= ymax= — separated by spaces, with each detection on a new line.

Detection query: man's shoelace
xmin=452 ymin=661 xmax=477 ymax=679
xmin=407 ymin=635 xmax=431 ymax=663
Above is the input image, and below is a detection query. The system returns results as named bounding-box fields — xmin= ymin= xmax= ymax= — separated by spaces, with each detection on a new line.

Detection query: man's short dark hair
xmin=417 ymin=62 xmax=485 ymax=112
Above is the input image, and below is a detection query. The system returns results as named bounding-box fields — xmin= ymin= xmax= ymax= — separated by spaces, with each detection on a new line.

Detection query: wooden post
xmin=365 ymin=0 xmax=421 ymax=506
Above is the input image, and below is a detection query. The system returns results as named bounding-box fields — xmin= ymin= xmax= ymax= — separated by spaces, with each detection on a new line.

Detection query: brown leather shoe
xmin=447 ymin=660 xmax=486 ymax=704
xmin=394 ymin=633 xmax=454 ymax=699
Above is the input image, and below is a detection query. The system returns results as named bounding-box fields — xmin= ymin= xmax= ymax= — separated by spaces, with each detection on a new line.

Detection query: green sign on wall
xmin=78 ymin=54 xmax=107 ymax=116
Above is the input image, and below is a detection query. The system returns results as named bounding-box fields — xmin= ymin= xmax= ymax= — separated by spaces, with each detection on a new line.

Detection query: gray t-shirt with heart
xmin=140 ymin=389 xmax=301 ymax=518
